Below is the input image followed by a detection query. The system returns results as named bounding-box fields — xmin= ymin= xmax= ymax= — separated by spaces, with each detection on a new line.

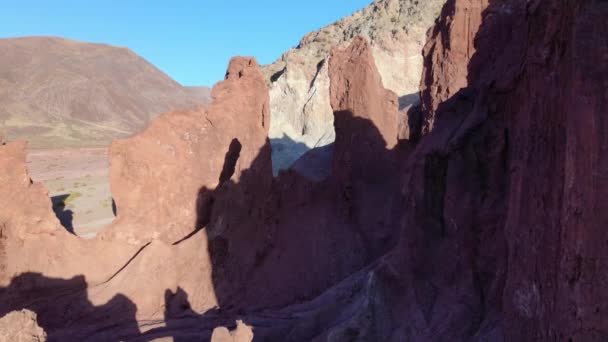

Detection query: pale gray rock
xmin=0 ymin=310 xmax=47 ymax=342
xmin=263 ymin=0 xmax=446 ymax=175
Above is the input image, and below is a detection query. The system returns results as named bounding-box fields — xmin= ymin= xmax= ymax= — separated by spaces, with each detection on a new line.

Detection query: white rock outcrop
xmin=263 ymin=0 xmax=446 ymax=175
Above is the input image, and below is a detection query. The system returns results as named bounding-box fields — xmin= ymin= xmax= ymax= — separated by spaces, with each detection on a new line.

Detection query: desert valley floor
xmin=27 ymin=148 xmax=114 ymax=238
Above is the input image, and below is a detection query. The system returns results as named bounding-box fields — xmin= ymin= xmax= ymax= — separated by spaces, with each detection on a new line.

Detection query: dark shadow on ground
xmin=0 ymin=272 xmax=139 ymax=342
xmin=51 ymin=194 xmax=74 ymax=234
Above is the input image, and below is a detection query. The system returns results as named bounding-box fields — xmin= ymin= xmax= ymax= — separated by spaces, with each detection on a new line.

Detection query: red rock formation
xmin=211 ymin=320 xmax=253 ymax=342
xmin=0 ymin=140 xmax=218 ymax=340
xmin=194 ymin=37 xmax=404 ymax=315
xmin=484 ymin=2 xmax=608 ymax=340
xmin=419 ymin=0 xmax=488 ymax=134
xmin=104 ymin=57 xmax=271 ymax=245
xmin=329 ymin=36 xmax=399 ymax=150
xmin=329 ymin=36 xmax=400 ymax=184
xmin=0 ymin=56 xmax=274 ymax=341
xmin=378 ymin=0 xmax=608 ymax=340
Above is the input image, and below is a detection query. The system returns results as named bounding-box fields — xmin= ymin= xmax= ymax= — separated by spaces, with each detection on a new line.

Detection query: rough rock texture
xmin=0 ymin=57 xmax=276 ymax=341
xmin=0 ymin=36 xmax=210 ymax=148
xmin=211 ymin=321 xmax=253 ymax=342
xmin=378 ymin=0 xmax=608 ymax=340
xmin=0 ymin=140 xmax=218 ymax=340
xmin=329 ymin=36 xmax=399 ymax=150
xmin=265 ymin=0 xmax=445 ymax=174
xmin=103 ymin=57 xmax=271 ymax=245
xmin=479 ymin=1 xmax=608 ymax=340
xmin=0 ymin=310 xmax=47 ymax=342
xmin=193 ymin=37 xmax=403 ymax=315
xmin=1 ymin=0 xmax=607 ymax=340
xmin=419 ymin=0 xmax=488 ymax=134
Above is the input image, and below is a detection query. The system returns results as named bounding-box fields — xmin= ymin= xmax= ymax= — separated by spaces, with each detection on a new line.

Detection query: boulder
xmin=0 ymin=310 xmax=46 ymax=342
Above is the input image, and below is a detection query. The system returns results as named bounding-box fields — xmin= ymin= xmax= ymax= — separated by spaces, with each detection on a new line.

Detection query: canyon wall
xmin=264 ymin=0 xmax=445 ymax=174
xmin=0 ymin=0 xmax=607 ymax=340
xmin=0 ymin=57 xmax=273 ymax=341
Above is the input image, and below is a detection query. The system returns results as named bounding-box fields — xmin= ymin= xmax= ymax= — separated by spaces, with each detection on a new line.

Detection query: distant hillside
xmin=0 ymin=36 xmax=211 ymax=148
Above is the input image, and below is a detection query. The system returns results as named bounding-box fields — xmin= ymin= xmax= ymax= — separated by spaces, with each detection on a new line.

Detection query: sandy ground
xmin=26 ymin=148 xmax=114 ymax=238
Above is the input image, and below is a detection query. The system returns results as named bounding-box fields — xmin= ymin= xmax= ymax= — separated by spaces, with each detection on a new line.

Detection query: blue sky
xmin=0 ymin=0 xmax=372 ymax=86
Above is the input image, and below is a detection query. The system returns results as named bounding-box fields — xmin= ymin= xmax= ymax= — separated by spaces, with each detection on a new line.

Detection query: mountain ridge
xmin=0 ymin=36 xmax=210 ymax=148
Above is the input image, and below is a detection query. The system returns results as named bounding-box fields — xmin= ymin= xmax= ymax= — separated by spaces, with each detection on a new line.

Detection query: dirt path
xmin=26 ymin=147 xmax=115 ymax=238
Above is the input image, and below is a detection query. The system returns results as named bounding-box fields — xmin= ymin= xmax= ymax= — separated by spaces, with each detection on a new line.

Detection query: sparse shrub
xmin=64 ymin=192 xmax=82 ymax=204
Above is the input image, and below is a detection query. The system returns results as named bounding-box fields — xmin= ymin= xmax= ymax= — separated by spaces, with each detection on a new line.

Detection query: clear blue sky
xmin=0 ymin=0 xmax=372 ymax=86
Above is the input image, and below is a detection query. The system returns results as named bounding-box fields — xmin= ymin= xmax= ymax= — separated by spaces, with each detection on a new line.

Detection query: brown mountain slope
xmin=0 ymin=36 xmax=210 ymax=148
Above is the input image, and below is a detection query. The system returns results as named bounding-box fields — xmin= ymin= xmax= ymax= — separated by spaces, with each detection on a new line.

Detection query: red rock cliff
xmin=104 ymin=57 xmax=271 ymax=244
xmin=0 ymin=0 xmax=606 ymax=340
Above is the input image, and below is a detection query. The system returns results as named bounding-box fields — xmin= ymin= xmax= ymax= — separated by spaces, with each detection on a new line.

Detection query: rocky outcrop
xmin=1 ymin=0 xmax=607 ymax=340
xmin=190 ymin=37 xmax=404 ymax=315
xmin=265 ymin=0 xmax=445 ymax=174
xmin=0 ymin=56 xmax=276 ymax=341
xmin=211 ymin=321 xmax=253 ymax=342
xmin=0 ymin=140 xmax=64 ymax=241
xmin=104 ymin=57 xmax=271 ymax=245
xmin=376 ymin=0 xmax=608 ymax=340
xmin=215 ymin=0 xmax=607 ymax=340
xmin=0 ymin=140 xmax=218 ymax=340
xmin=0 ymin=310 xmax=46 ymax=342
xmin=419 ymin=0 xmax=488 ymax=134
xmin=329 ymin=36 xmax=399 ymax=150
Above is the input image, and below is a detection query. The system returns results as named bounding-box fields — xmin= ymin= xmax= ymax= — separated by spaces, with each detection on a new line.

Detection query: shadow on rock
xmin=0 ymin=272 xmax=139 ymax=341
xmin=186 ymin=110 xmax=406 ymax=323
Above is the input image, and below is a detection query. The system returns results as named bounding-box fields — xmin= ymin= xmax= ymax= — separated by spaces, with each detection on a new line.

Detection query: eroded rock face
xmin=419 ymin=0 xmax=488 ymax=134
xmin=329 ymin=36 xmax=399 ymax=150
xmin=104 ymin=57 xmax=271 ymax=245
xmin=0 ymin=57 xmax=276 ymax=341
xmin=265 ymin=0 xmax=446 ymax=174
xmin=375 ymin=0 xmax=608 ymax=340
xmin=0 ymin=310 xmax=47 ymax=342
xmin=0 ymin=140 xmax=218 ymax=340
xmin=196 ymin=37 xmax=404 ymax=314
xmin=0 ymin=141 xmax=62 ymax=241
xmin=207 ymin=0 xmax=607 ymax=340
xmin=1 ymin=0 xmax=606 ymax=340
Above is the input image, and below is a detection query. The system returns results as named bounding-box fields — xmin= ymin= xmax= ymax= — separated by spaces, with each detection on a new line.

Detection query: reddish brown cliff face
xmin=104 ymin=57 xmax=271 ymax=245
xmin=192 ymin=37 xmax=404 ymax=315
xmin=0 ymin=0 xmax=606 ymax=340
xmin=419 ymin=0 xmax=488 ymax=135
xmin=385 ymin=0 xmax=608 ymax=340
